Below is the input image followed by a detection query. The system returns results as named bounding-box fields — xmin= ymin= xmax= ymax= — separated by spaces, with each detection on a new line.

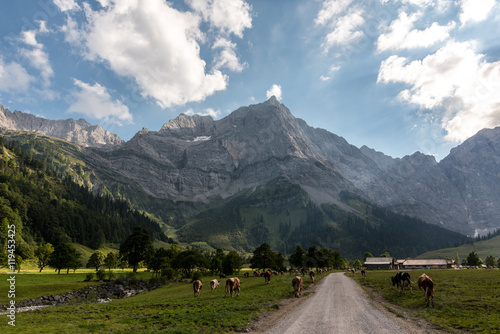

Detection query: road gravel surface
xmin=250 ymin=272 xmax=443 ymax=334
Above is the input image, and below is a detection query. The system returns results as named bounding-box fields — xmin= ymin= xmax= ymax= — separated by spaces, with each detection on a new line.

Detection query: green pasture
xmin=354 ymin=269 xmax=500 ymax=333
xmin=0 ymin=270 xmax=325 ymax=333
xmin=417 ymin=235 xmax=500 ymax=260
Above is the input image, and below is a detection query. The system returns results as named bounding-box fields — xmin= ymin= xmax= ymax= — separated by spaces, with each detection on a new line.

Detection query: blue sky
xmin=1 ymin=0 xmax=500 ymax=160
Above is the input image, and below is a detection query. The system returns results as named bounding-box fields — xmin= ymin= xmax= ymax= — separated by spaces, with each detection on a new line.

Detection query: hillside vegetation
xmin=0 ymin=136 xmax=168 ymax=267
xmin=417 ymin=235 xmax=500 ymax=260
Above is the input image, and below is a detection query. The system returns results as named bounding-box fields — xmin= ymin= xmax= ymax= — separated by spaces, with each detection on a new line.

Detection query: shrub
xmin=96 ymin=269 xmax=106 ymax=281
xmin=107 ymin=270 xmax=115 ymax=281
xmin=161 ymin=267 xmax=177 ymax=280
xmin=192 ymin=271 xmax=203 ymax=282
xmin=85 ymin=272 xmax=94 ymax=282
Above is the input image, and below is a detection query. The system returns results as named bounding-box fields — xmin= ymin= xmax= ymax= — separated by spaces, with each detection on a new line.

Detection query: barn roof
xmin=364 ymin=257 xmax=394 ymax=265
xmin=403 ymin=259 xmax=448 ymax=266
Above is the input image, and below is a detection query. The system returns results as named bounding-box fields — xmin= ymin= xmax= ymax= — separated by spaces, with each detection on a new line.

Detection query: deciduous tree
xmin=86 ymin=251 xmax=105 ymax=271
xmin=34 ymin=243 xmax=54 ymax=272
xmin=119 ymin=227 xmax=153 ymax=272
xmin=48 ymin=243 xmax=82 ymax=274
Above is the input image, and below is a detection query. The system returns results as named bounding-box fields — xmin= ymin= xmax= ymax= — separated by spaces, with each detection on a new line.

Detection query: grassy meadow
xmin=417 ymin=235 xmax=500 ymax=260
xmin=0 ymin=269 xmax=325 ymax=333
xmin=354 ymin=269 xmax=500 ymax=333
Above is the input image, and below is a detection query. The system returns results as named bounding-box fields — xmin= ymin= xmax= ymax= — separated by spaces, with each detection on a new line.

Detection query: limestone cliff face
xmin=3 ymin=99 xmax=500 ymax=237
xmin=0 ymin=104 xmax=124 ymax=147
xmin=101 ymin=97 xmax=356 ymax=202
xmin=84 ymin=99 xmax=500 ymax=236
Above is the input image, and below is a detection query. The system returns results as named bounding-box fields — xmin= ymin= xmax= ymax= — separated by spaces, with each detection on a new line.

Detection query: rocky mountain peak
xmin=0 ymin=104 xmax=124 ymax=147
xmin=160 ymin=113 xmax=215 ymax=139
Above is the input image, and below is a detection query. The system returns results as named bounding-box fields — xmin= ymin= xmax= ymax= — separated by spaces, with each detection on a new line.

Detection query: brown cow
xmin=300 ymin=268 xmax=307 ymax=277
xmin=264 ymin=270 xmax=272 ymax=284
xmin=224 ymin=277 xmax=241 ymax=297
xmin=292 ymin=276 xmax=303 ymax=298
xmin=253 ymin=270 xmax=261 ymax=277
xmin=417 ymin=273 xmax=434 ymax=307
xmin=361 ymin=269 xmax=366 ymax=277
xmin=210 ymin=279 xmax=219 ymax=292
xmin=309 ymin=270 xmax=315 ymax=283
xmin=193 ymin=280 xmax=203 ymax=297
xmin=243 ymin=272 xmax=249 ymax=278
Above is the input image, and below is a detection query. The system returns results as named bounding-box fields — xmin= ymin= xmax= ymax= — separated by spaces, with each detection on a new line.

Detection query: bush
xmin=161 ymin=267 xmax=177 ymax=280
xmin=192 ymin=271 xmax=203 ymax=282
xmin=96 ymin=269 xmax=106 ymax=281
xmin=85 ymin=272 xmax=94 ymax=282
xmin=107 ymin=270 xmax=115 ymax=281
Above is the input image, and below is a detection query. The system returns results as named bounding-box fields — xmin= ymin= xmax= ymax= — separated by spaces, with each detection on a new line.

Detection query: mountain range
xmin=1 ymin=98 xmax=499 ymax=244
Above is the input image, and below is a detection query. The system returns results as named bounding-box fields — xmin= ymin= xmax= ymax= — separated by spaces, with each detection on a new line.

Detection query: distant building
xmin=364 ymin=257 xmax=394 ymax=270
xmin=401 ymin=259 xmax=456 ymax=269
xmin=395 ymin=259 xmax=405 ymax=270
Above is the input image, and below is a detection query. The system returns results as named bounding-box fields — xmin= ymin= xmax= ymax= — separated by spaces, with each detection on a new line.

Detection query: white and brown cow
xmin=292 ymin=276 xmax=303 ymax=298
xmin=224 ymin=277 xmax=241 ymax=297
xmin=193 ymin=279 xmax=203 ymax=297
xmin=418 ymin=273 xmax=434 ymax=307
xmin=210 ymin=279 xmax=219 ymax=292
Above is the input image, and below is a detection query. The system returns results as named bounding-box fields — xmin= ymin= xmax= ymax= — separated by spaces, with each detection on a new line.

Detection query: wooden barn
xmin=401 ymin=258 xmax=456 ymax=269
xmin=364 ymin=257 xmax=394 ymax=270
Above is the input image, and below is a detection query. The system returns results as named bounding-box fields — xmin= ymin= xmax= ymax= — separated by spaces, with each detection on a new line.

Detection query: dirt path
xmin=247 ymin=272 xmax=445 ymax=334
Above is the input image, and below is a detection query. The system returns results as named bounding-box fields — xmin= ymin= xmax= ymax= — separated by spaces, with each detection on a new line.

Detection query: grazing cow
xmin=210 ymin=279 xmax=219 ymax=293
xmin=243 ymin=272 xmax=249 ymax=278
xmin=349 ymin=268 xmax=356 ymax=276
xmin=309 ymin=270 xmax=315 ymax=283
xmin=418 ymin=274 xmax=434 ymax=307
xmin=292 ymin=276 xmax=303 ymax=298
xmin=264 ymin=270 xmax=272 ymax=284
xmin=300 ymin=268 xmax=307 ymax=277
xmin=391 ymin=272 xmax=413 ymax=294
xmin=193 ymin=280 xmax=203 ymax=297
xmin=224 ymin=277 xmax=241 ymax=297
xmin=219 ymin=273 xmax=226 ymax=279
xmin=253 ymin=270 xmax=261 ymax=277
xmin=361 ymin=269 xmax=366 ymax=277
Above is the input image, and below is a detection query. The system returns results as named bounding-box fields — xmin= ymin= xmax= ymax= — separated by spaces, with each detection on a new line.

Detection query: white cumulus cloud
xmin=186 ymin=0 xmax=252 ymax=38
xmin=64 ymin=0 xmax=237 ymax=109
xmin=378 ymin=41 xmax=500 ymax=142
xmin=68 ymin=79 xmax=133 ymax=125
xmin=19 ymin=29 xmax=54 ymax=87
xmin=53 ymin=0 xmax=80 ymax=12
xmin=266 ymin=84 xmax=282 ymax=101
xmin=377 ymin=11 xmax=456 ymax=52
xmin=315 ymin=0 xmax=365 ymax=55
xmin=0 ymin=56 xmax=34 ymax=92
xmin=212 ymin=38 xmax=246 ymax=72
xmin=460 ymin=0 xmax=496 ymax=25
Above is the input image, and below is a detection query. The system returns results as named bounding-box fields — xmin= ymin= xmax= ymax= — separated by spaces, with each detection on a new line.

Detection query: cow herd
xmin=195 ymin=269 xmax=435 ymax=307
xmin=192 ymin=268 xmax=321 ymax=299
xmin=391 ymin=272 xmax=435 ymax=307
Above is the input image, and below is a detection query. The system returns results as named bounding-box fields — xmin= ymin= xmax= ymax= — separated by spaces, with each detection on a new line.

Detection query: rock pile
xmin=0 ymin=279 xmax=168 ymax=310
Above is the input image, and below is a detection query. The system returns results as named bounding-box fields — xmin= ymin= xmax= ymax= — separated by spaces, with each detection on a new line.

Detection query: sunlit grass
xmin=354 ymin=269 xmax=500 ymax=333
xmin=1 ymin=270 xmax=326 ymax=333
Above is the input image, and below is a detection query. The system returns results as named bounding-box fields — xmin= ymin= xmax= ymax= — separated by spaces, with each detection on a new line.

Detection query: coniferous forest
xmin=0 ymin=136 xmax=168 ymax=266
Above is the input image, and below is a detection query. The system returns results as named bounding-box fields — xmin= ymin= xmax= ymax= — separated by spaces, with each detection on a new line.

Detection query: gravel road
xmin=256 ymin=272 xmax=439 ymax=334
